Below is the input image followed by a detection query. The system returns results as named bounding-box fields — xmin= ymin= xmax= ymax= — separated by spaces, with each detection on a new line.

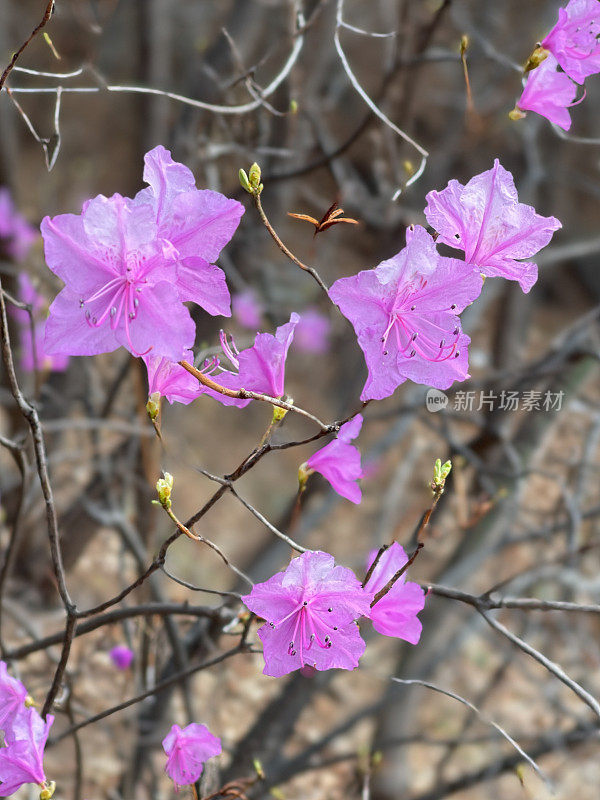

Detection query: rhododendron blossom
xmin=12 ymin=274 xmax=69 ymax=374
xmin=197 ymin=313 xmax=299 ymax=408
xmin=0 ymin=188 xmax=37 ymax=262
xmin=134 ymin=146 xmax=244 ymax=316
xmin=162 ymin=722 xmax=221 ymax=790
xmin=144 ymin=349 xmax=201 ymax=405
xmin=425 ymin=160 xmax=562 ymax=292
xmin=0 ymin=707 xmax=53 ymax=796
xmin=0 ymin=662 xmax=30 ymax=737
xmin=364 ymin=543 xmax=425 ymax=643
xmin=329 ymin=226 xmax=482 ymax=401
xmin=232 ymin=289 xmax=263 ymax=329
xmin=304 ymin=414 xmax=364 ymax=504
xmin=542 ymin=0 xmax=600 ymax=84
xmin=242 ymin=550 xmax=373 ymax=677
xmin=109 ymin=645 xmax=134 ymax=670
xmin=41 ymin=146 xmax=242 ymax=360
xmin=42 ymin=193 xmax=196 ymax=360
xmin=295 ymin=308 xmax=331 ymax=354
xmin=514 ymin=54 xmax=579 ymax=131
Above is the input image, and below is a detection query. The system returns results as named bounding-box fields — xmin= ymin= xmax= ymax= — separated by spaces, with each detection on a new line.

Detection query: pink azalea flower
xmin=11 ymin=275 xmax=70 ymax=373
xmin=295 ymin=308 xmax=331 ymax=354
xmin=304 ymin=414 xmax=364 ymax=504
xmin=0 ymin=662 xmax=29 ymax=737
xmin=0 ymin=188 xmax=37 ymax=262
xmin=364 ymin=543 xmax=425 ymax=643
xmin=328 ymin=226 xmax=482 ymax=401
xmin=232 ymin=290 xmax=263 ymax=329
xmin=42 ymin=193 xmax=196 ymax=360
xmin=425 ymin=160 xmax=562 ymax=292
xmin=0 ymin=706 xmax=53 ymax=796
xmin=542 ymin=0 xmax=600 ymax=84
xmin=109 ymin=645 xmax=134 ymax=670
xmin=134 ymin=146 xmax=244 ymax=317
xmin=198 ymin=313 xmax=299 ymax=408
xmin=242 ymin=550 xmax=373 ymax=677
xmin=143 ymin=349 xmax=201 ymax=405
xmin=162 ymin=722 xmax=221 ymax=790
xmin=515 ymin=54 xmax=579 ymax=131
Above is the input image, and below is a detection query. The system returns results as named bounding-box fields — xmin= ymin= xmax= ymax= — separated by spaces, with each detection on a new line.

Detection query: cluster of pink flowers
xmin=329 ymin=159 xmax=560 ymax=403
xmin=0 ymin=189 xmax=37 ymax=262
xmin=0 ymin=662 xmax=54 ymax=797
xmin=37 ymin=147 xmax=560 ymax=695
xmin=514 ymin=0 xmax=600 ymax=129
xmin=242 ymin=547 xmax=425 ymax=677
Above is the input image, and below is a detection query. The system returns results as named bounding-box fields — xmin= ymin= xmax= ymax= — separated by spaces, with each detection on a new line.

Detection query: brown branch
xmin=0 ymin=1 xmax=56 ymax=91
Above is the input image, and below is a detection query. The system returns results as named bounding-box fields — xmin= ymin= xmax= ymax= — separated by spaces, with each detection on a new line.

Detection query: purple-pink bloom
xmin=424 ymin=160 xmax=562 ymax=292
xmin=135 ymin=146 xmax=243 ymax=317
xmin=198 ymin=313 xmax=299 ymax=408
xmin=515 ymin=54 xmax=579 ymax=131
xmin=0 ymin=662 xmax=29 ymax=737
xmin=542 ymin=0 xmax=600 ymax=84
xmin=144 ymin=349 xmax=201 ymax=405
xmin=305 ymin=414 xmax=364 ymax=504
xmin=162 ymin=722 xmax=221 ymax=791
xmin=242 ymin=550 xmax=373 ymax=678
xmin=0 ymin=188 xmax=37 ymax=262
xmin=12 ymin=274 xmax=70 ymax=373
xmin=329 ymin=226 xmax=482 ymax=401
xmin=0 ymin=707 xmax=53 ymax=796
xmin=42 ymin=193 xmax=196 ymax=360
xmin=109 ymin=645 xmax=134 ymax=670
xmin=295 ymin=308 xmax=331 ymax=354
xmin=364 ymin=543 xmax=425 ymax=643
xmin=232 ymin=290 xmax=263 ymax=330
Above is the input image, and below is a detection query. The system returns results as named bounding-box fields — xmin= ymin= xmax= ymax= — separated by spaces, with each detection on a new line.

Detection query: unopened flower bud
xmin=40 ymin=781 xmax=56 ymax=800
xmin=239 ymin=168 xmax=252 ymax=194
xmin=253 ymin=758 xmax=265 ymax=779
xmin=155 ymin=472 xmax=174 ymax=509
xmin=524 ymin=45 xmax=549 ymax=73
xmin=248 ymin=162 xmax=262 ymax=190
xmin=146 ymin=391 xmax=161 ymax=421
xmin=431 ymin=458 xmax=452 ymax=492
xmin=298 ymin=462 xmax=313 ymax=491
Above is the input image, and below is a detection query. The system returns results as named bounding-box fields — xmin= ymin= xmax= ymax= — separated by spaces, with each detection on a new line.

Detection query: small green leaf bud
xmin=156 ymin=472 xmax=174 ymax=510
xmin=239 ymin=168 xmax=252 ymax=193
xmin=253 ymin=758 xmax=265 ymax=779
xmin=289 ymin=99 xmax=298 ymax=114
xmin=248 ymin=162 xmax=262 ymax=190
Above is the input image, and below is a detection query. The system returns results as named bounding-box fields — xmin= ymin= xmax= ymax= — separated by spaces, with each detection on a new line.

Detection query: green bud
xmin=40 ymin=781 xmax=56 ymax=800
xmin=459 ymin=34 xmax=469 ymax=57
xmin=272 ymin=405 xmax=288 ymax=423
xmin=298 ymin=462 xmax=313 ymax=491
xmin=431 ymin=458 xmax=452 ymax=492
xmin=248 ymin=162 xmax=262 ymax=190
xmin=156 ymin=472 xmax=174 ymax=509
xmin=524 ymin=46 xmax=549 ymax=73
xmin=239 ymin=168 xmax=252 ymax=193
xmin=24 ymin=695 xmax=35 ymax=708
xmin=289 ymin=99 xmax=298 ymax=114
xmin=253 ymin=758 xmax=265 ymax=779
xmin=146 ymin=392 xmax=161 ymax=421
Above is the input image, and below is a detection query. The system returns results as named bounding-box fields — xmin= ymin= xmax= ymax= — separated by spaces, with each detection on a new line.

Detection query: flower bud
xmin=248 ymin=162 xmax=262 ymax=190
xmin=239 ymin=168 xmax=252 ymax=194
xmin=156 ymin=472 xmax=174 ymax=509
xmin=146 ymin=391 xmax=161 ymax=421
xmin=431 ymin=458 xmax=452 ymax=492
xmin=40 ymin=781 xmax=56 ymax=800
xmin=524 ymin=46 xmax=549 ymax=73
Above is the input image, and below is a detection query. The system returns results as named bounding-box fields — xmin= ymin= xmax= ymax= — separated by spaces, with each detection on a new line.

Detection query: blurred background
xmin=1 ymin=1 xmax=600 ymax=798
